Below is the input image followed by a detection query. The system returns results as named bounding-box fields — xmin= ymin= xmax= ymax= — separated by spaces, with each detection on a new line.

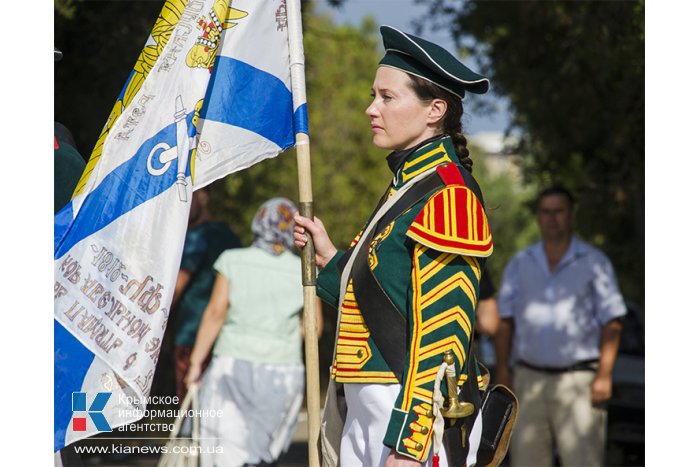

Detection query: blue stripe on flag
xmin=294 ymin=103 xmax=308 ymax=135
xmin=118 ymin=70 xmax=136 ymax=103
xmin=54 ymin=320 xmax=95 ymax=451
xmin=55 ymin=202 xmax=75 ymax=250
xmin=201 ymin=57 xmax=295 ymax=148
xmin=54 ymin=117 xmax=194 ymax=259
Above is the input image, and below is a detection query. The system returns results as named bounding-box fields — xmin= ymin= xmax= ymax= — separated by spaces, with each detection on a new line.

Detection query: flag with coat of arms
xmin=54 ymin=0 xmax=307 ymax=451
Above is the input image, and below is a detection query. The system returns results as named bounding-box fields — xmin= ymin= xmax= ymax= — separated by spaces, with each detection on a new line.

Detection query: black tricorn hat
xmin=379 ymin=25 xmax=489 ymax=98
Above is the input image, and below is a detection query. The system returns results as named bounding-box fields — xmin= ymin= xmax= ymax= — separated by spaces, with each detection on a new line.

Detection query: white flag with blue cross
xmin=54 ymin=0 xmax=306 ymax=450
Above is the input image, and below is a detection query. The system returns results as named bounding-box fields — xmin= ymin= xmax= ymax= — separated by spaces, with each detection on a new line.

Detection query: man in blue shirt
xmin=494 ymin=185 xmax=626 ymax=467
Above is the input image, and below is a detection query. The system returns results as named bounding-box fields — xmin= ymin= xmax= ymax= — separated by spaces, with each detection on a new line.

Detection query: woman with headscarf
xmin=185 ymin=197 xmax=319 ymax=467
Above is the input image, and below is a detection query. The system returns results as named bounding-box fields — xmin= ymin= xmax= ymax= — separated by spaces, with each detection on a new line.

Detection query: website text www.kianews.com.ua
xmin=73 ymin=444 xmax=223 ymax=455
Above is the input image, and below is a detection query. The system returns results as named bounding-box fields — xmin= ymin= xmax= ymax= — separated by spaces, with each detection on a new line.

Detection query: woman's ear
xmin=427 ymin=99 xmax=447 ymax=124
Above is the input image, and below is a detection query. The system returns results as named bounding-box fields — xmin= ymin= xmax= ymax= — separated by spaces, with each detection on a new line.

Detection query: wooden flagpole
xmin=286 ymin=2 xmax=321 ymax=466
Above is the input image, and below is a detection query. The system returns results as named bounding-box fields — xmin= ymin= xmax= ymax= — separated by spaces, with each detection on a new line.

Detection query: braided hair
xmin=407 ymin=74 xmax=473 ymax=172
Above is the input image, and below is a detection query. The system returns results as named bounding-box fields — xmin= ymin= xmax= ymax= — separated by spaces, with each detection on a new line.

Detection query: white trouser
xmin=339 ymin=383 xmax=481 ymax=467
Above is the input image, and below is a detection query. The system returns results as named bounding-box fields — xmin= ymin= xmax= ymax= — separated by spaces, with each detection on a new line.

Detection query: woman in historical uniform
xmin=294 ymin=26 xmax=493 ymax=467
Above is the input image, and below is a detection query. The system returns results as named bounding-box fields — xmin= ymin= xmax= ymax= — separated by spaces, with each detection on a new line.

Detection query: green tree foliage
xmin=419 ymin=0 xmax=644 ymax=303
xmin=55 ymin=0 xmax=79 ymax=19
xmin=471 ymin=151 xmax=539 ymax=287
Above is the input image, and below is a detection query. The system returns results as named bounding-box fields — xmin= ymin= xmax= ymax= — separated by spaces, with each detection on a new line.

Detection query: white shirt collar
xmin=529 ymin=235 xmax=586 ymax=275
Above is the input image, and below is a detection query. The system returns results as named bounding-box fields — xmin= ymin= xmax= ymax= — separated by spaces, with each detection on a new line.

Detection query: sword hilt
xmin=440 ymin=350 xmax=474 ymax=420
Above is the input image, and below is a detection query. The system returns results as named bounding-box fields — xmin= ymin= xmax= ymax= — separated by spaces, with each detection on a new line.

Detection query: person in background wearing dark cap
xmin=295 ymin=26 xmax=493 ymax=467
xmin=55 ymin=45 xmax=88 ymax=467
xmin=54 ymin=46 xmax=87 ymax=215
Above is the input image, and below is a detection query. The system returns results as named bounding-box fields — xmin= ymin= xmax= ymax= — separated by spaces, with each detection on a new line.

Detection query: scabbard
xmin=475 ymin=384 xmax=518 ymax=467
xmin=442 ymin=336 xmax=481 ymax=466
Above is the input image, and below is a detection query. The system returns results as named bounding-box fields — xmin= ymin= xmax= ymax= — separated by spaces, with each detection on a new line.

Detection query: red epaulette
xmin=406 ymin=163 xmax=493 ymax=257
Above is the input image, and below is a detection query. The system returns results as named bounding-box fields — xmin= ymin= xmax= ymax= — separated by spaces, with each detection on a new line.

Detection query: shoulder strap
xmin=337 ymin=162 xmax=483 ymax=273
xmin=436 ymin=162 xmax=485 ymax=207
xmin=349 ymin=171 xmax=443 ymax=382
xmin=343 ymin=163 xmax=486 ymax=383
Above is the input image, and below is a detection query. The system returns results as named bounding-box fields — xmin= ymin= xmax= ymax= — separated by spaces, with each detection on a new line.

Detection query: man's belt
xmin=517 ymin=359 xmax=598 ymax=374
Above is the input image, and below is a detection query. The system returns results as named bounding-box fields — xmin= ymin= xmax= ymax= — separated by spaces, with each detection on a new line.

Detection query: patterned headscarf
xmin=251 ymin=197 xmax=298 ymax=255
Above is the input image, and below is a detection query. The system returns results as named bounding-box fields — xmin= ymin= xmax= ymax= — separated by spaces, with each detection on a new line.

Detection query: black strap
xmin=341 ymin=163 xmax=487 ymax=383
xmin=337 ymin=164 xmax=484 ymax=274
xmin=459 ymin=165 xmax=485 ymax=208
xmin=336 ymin=184 xmax=391 ymax=274
xmin=349 ymin=172 xmax=444 ymax=382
